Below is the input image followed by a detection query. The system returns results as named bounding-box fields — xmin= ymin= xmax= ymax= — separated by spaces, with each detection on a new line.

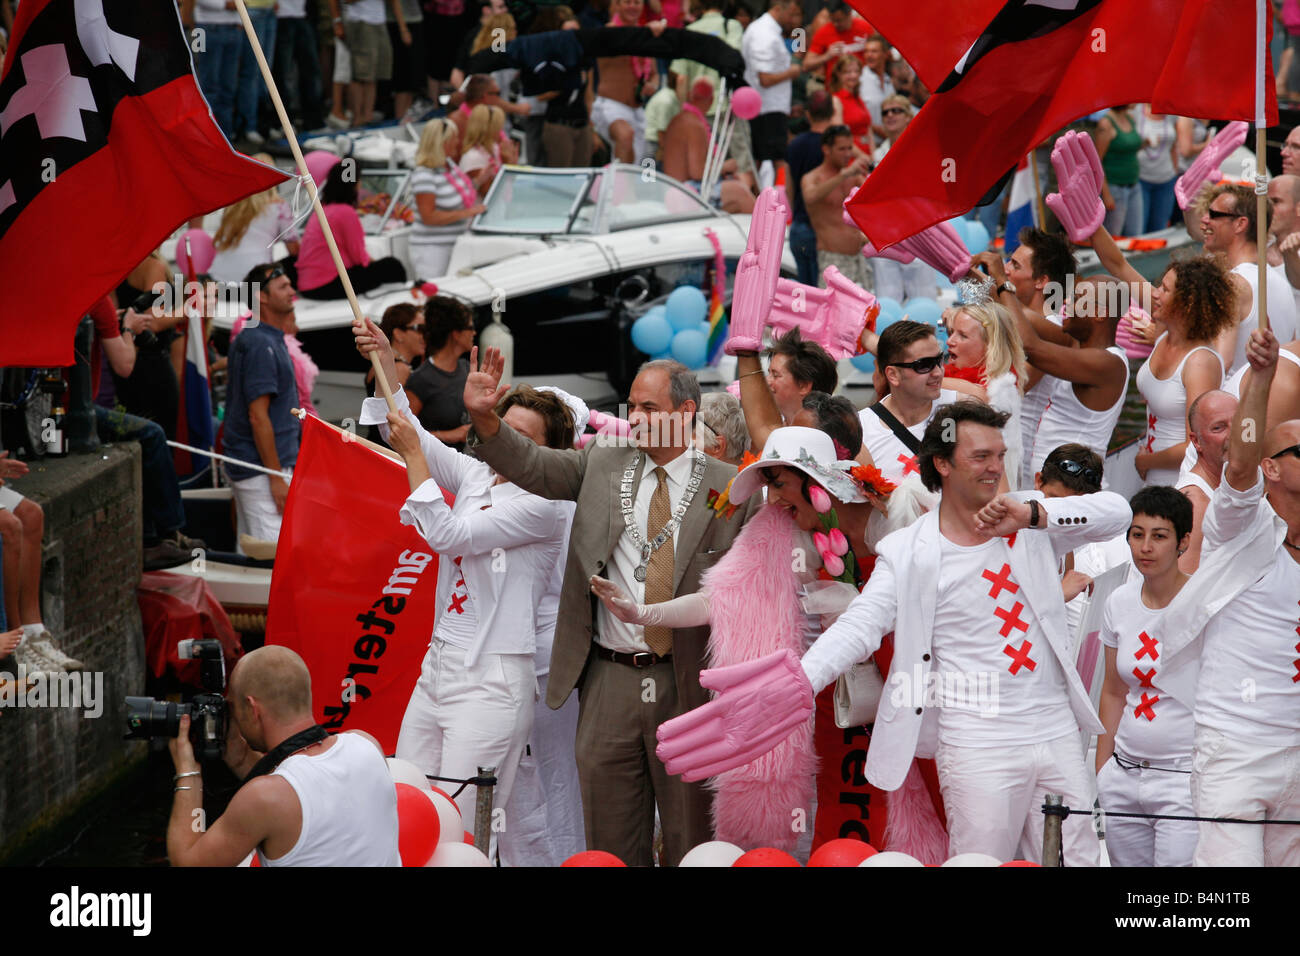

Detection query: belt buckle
xmin=631 ymin=651 xmax=654 ymax=667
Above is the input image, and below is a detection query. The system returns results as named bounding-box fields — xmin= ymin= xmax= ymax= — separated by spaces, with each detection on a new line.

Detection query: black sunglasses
xmin=1269 ymin=443 xmax=1300 ymax=461
xmin=406 ymin=323 xmax=426 ymax=333
xmin=1205 ymin=209 xmax=1243 ymax=220
xmin=882 ymin=107 xmax=909 ymax=117
xmin=257 ymin=266 xmax=287 ymax=284
xmin=888 ymin=352 xmax=946 ymax=374
xmin=1053 ymin=458 xmax=1102 ymax=486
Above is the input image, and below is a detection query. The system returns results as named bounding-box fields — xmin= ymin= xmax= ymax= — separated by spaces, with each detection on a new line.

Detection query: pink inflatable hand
xmin=1114 ymin=304 xmax=1156 ymax=360
xmin=896 ymin=221 xmax=973 ymax=281
xmin=769 ymin=269 xmax=876 ymax=359
xmin=1045 ymin=130 xmax=1106 ymax=242
xmin=588 ymin=408 xmax=631 ymax=437
xmin=1175 ymin=121 xmax=1249 ymax=210
xmin=726 ymin=188 xmax=789 ymax=355
xmin=859 ymin=239 xmax=917 ymax=265
xmin=655 ymin=649 xmax=814 ymax=782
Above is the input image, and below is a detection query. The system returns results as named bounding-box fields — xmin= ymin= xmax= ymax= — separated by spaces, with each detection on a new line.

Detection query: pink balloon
xmin=175 ymin=229 xmax=215 ymax=277
xmin=731 ymin=87 xmax=762 ymax=121
xmin=304 ymin=149 xmax=341 ymax=187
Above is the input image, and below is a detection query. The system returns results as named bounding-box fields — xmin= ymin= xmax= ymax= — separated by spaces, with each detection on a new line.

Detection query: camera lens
xmin=124 ymin=696 xmax=190 ymax=740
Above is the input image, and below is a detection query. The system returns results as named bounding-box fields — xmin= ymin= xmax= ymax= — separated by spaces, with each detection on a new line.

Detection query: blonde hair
xmin=463 ymin=105 xmax=505 ymax=155
xmin=213 ymin=188 xmax=277 ymax=250
xmin=880 ymin=93 xmax=912 ymax=115
xmin=953 ymin=301 xmax=1027 ymax=392
xmin=829 ymin=55 xmax=860 ymax=94
xmin=471 ymin=13 xmax=517 ymax=55
xmin=415 ymin=117 xmax=458 ymax=169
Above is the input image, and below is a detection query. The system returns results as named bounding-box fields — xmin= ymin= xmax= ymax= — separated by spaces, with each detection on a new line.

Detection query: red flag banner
xmin=846 ymin=0 xmax=1277 ymax=249
xmin=267 ymin=416 xmax=443 ymax=754
xmin=0 ymin=0 xmax=288 ymax=366
xmin=849 ymin=0 xmax=1003 ymax=92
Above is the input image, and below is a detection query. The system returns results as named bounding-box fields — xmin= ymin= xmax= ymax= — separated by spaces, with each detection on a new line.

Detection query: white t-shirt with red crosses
xmin=433 ymin=555 xmax=478 ymax=649
xmin=1101 ymin=578 xmax=1194 ymax=762
xmin=929 ymin=535 xmax=1077 ymax=747
xmin=1194 ymin=548 xmax=1300 ymax=748
xmin=858 ymin=388 xmax=960 ymax=485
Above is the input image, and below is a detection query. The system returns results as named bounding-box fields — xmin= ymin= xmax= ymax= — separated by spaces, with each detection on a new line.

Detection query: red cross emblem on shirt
xmin=995 ymin=601 xmax=1029 ymax=638
xmin=1134 ymin=692 xmax=1159 ymax=721
xmin=1132 ymin=666 xmax=1156 ymax=689
xmin=897 ymin=453 xmax=919 ymax=476
xmin=1003 ymin=639 xmax=1036 ymax=675
xmin=981 ymin=563 xmax=1019 ymax=600
xmin=1135 ymin=630 xmax=1158 ymax=661
xmin=448 ymin=592 xmax=468 ymax=615
xmin=1144 ymin=414 xmax=1157 ymax=453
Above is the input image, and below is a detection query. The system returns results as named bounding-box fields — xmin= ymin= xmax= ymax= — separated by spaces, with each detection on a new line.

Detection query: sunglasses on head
xmin=1270 ymin=442 xmax=1300 ymax=461
xmin=1053 ymin=458 xmax=1102 ymax=486
xmin=887 ymin=352 xmax=946 ymax=374
xmin=1205 ymin=209 xmax=1243 ymax=220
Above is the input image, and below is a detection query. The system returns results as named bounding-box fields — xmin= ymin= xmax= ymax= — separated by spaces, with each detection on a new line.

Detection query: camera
xmin=124 ymin=639 xmax=228 ymax=761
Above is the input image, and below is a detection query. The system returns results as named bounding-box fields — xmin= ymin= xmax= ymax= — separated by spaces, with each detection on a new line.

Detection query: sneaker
xmin=13 ymin=639 xmax=59 ymax=677
xmin=31 ymin=634 xmax=85 ymax=673
xmin=325 ymin=113 xmax=350 ymax=130
xmin=244 ymin=130 xmax=266 ymax=146
xmin=268 ymin=126 xmax=285 ymax=140
xmin=143 ymin=538 xmax=192 ymax=571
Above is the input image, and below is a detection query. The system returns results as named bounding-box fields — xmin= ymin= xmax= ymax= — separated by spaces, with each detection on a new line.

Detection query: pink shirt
xmin=296 ymin=203 xmax=371 ymax=291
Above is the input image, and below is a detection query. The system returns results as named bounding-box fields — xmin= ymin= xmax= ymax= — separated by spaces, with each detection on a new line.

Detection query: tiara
xmin=956 ymin=274 xmax=995 ymax=306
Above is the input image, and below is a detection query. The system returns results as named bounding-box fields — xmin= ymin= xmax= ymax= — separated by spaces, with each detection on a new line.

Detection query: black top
xmin=405 ymin=357 xmax=470 ymax=449
xmin=786 ymin=130 xmax=824 ymax=226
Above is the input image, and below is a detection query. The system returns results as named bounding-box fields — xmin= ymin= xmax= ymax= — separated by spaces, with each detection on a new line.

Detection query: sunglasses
xmin=1205 ymin=209 xmax=1243 ymax=220
xmin=1053 ymin=458 xmax=1102 ymax=486
xmin=887 ymin=352 xmax=946 ymax=374
xmin=260 ymin=266 xmax=287 ymax=283
xmin=882 ymin=107 xmax=909 ymax=117
xmin=405 ymin=323 xmax=426 ymax=333
xmin=1269 ymin=443 xmax=1300 ymax=461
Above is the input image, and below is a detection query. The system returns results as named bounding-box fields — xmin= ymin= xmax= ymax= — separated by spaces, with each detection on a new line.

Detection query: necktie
xmin=642 ymin=466 xmax=675 ymax=657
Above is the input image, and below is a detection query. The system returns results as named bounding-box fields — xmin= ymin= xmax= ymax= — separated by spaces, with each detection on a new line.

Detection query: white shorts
xmin=590 ymin=96 xmax=645 ymax=161
xmin=0 ymin=486 xmax=24 ymax=511
xmin=229 ymin=468 xmax=292 ymax=554
xmin=332 ymin=37 xmax=352 ymax=85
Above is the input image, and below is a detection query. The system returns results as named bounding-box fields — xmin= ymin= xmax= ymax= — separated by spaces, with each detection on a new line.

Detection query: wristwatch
xmin=1028 ymin=499 xmax=1041 ymax=529
xmin=998 ymin=281 xmax=1016 ymax=296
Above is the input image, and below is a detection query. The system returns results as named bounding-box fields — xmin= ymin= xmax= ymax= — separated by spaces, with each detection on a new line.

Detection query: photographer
xmin=166 ymin=646 xmax=400 ymax=867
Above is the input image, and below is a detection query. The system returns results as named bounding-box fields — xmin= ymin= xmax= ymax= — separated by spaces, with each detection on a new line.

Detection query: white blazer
xmin=800 ymin=490 xmax=1132 ymax=791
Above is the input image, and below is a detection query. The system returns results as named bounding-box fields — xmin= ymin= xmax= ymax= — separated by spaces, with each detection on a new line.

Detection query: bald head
xmin=1269 ymin=174 xmax=1300 ymax=238
xmin=229 ymin=646 xmax=313 ymax=723
xmin=1188 ymin=388 xmax=1236 ymax=434
xmin=1264 ymin=418 xmax=1300 ymax=459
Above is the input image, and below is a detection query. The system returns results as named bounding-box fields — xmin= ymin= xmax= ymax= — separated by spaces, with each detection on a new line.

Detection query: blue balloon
xmin=948 ymin=217 xmax=971 ymax=247
xmin=698 ymin=319 xmax=713 ymax=338
xmin=670 ymin=329 xmax=709 ymax=368
xmin=903 ymin=297 xmax=943 ymax=328
xmin=850 ymin=352 xmax=875 ymax=374
xmin=666 ymin=286 xmax=709 ymax=332
xmin=963 ymin=220 xmax=991 ymax=254
xmin=631 ymin=311 xmax=673 ymax=355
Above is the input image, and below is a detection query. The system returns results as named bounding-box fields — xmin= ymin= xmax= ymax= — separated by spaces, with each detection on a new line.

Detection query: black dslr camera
xmin=124 ymin=639 xmax=228 ymax=761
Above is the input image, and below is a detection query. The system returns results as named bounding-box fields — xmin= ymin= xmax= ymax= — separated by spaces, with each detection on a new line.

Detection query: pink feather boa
xmin=702 ymin=503 xmax=815 ymax=851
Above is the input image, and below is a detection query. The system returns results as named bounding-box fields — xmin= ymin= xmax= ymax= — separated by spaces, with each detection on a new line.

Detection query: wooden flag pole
xmin=231 ymin=0 xmax=397 ymax=410
xmin=1256 ymin=0 xmax=1270 ymax=332
xmin=1029 ymin=147 xmax=1048 ymax=231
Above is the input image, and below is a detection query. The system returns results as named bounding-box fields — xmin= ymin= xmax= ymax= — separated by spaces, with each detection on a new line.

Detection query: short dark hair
xmin=1129 ymin=485 xmax=1193 ymax=541
xmin=1018 ymin=226 xmax=1074 ymax=289
xmin=320 ymin=161 xmax=357 ymax=206
xmin=767 ymin=328 xmax=837 ymax=394
xmin=243 ymin=262 xmax=281 ymax=289
xmin=423 ymin=296 xmax=474 ymax=352
xmin=876 ymin=319 xmax=938 ymax=368
xmin=495 ymin=384 xmax=576 ymax=450
xmin=1040 ymin=443 xmax=1103 ymax=494
xmin=465 ymin=74 xmax=494 ymax=103
xmin=802 ymin=391 xmax=863 ymax=459
xmin=821 ymin=124 xmax=852 ymax=148
xmin=826 ymin=0 xmax=850 ymax=14
xmin=917 ymin=401 xmax=1010 ymax=492
xmin=380 ymin=302 xmax=420 ymax=340
xmin=805 ymin=89 xmax=834 ymax=123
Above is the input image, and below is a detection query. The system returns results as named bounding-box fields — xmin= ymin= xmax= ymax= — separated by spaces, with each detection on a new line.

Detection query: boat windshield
xmin=474 ymin=168 xmax=597 ymax=235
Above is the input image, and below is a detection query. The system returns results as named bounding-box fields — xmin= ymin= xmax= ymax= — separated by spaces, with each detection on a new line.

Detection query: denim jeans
xmin=235 ymin=6 xmax=277 ymax=136
xmin=789 ymin=220 xmax=819 ymax=288
xmin=1104 ymin=182 xmax=1144 ymax=237
xmin=274 ymin=16 xmax=323 ymax=129
xmin=96 ymin=406 xmax=185 ymax=543
xmin=196 ymin=23 xmax=242 ymax=138
xmin=1140 ymin=176 xmax=1177 ymax=233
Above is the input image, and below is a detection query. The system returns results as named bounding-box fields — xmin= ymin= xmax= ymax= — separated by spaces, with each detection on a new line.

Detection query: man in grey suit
xmin=465 ymin=348 xmax=754 ymax=866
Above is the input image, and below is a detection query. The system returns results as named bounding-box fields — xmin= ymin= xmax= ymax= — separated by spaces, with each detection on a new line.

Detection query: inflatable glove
xmin=1044 ymin=130 xmax=1106 ymax=242
xmin=725 ymin=188 xmax=788 ymax=355
xmin=1175 ymin=121 xmax=1249 ymax=210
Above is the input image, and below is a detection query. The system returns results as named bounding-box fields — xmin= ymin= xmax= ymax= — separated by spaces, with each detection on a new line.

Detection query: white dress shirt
xmin=742 ymin=13 xmax=792 ymax=115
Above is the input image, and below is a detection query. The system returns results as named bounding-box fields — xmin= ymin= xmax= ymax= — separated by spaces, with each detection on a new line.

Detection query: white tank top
xmin=1019 ymin=313 xmax=1064 ymax=489
xmin=1135 ymin=333 xmax=1223 ymax=487
xmin=1029 ymin=346 xmax=1129 ymax=480
xmin=1175 ymin=469 xmax=1214 ymax=498
xmin=258 ymin=733 xmax=402 ymax=867
xmin=1229 ymin=262 xmax=1298 ymax=376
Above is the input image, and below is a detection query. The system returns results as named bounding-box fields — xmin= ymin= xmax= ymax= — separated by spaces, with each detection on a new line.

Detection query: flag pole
xmin=1256 ymin=0 xmax=1270 ymax=332
xmin=231 ymin=0 xmax=398 ymax=410
xmin=1029 ymin=147 xmax=1047 ymax=230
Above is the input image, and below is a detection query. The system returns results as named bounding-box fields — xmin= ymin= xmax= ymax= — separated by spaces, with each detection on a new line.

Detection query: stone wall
xmin=0 ymin=445 xmax=147 ymax=858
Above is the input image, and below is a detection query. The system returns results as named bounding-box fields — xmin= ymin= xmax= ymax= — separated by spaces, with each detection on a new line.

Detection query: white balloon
xmin=426 ymin=842 xmax=491 ymax=867
xmin=424 ymin=787 xmax=465 ymax=844
xmin=386 ymin=757 xmax=431 ymax=790
xmin=942 ymin=852 xmax=1003 ymax=867
xmin=858 ymin=851 xmax=924 ymax=867
xmin=679 ymin=841 xmax=746 ymax=867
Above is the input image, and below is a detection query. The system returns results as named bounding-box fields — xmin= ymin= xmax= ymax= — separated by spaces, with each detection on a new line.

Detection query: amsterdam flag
xmin=0 ymin=0 xmax=287 ymax=366
xmin=845 ymin=0 xmax=1277 ymax=248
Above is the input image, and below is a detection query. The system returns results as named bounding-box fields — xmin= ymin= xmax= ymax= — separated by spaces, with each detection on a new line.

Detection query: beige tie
xmin=642 ymin=466 xmax=675 ymax=657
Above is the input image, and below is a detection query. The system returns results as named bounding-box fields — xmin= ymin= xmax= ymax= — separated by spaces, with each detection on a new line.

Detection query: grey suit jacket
xmin=473 ymin=422 xmax=756 ymax=711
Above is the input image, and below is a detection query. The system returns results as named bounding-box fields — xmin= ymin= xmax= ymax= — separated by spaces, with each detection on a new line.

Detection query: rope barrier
xmin=424 ymin=771 xmax=498 ymax=801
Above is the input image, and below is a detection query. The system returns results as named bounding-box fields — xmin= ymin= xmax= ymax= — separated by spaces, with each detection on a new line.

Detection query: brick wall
xmin=0 ymin=446 xmax=146 ymax=858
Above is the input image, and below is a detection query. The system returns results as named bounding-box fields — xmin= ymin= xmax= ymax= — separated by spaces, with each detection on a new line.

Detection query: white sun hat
xmin=728 ymin=426 xmax=870 ymax=505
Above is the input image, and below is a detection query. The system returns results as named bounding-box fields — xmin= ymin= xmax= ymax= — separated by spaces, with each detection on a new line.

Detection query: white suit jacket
xmin=800 ymin=490 xmax=1131 ymax=791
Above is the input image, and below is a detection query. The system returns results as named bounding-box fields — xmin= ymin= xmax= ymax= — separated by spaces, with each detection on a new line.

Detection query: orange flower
xmin=850 ymin=464 xmax=896 ymax=496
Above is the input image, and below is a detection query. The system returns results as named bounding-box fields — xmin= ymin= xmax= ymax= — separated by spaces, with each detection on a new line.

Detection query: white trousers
xmin=498 ymin=674 xmax=586 ymax=867
xmin=936 ymin=733 xmax=1100 ymax=866
xmin=395 ymin=639 xmax=536 ymax=838
xmin=1191 ymin=724 xmax=1300 ymax=867
xmin=230 ymin=468 xmax=291 ymax=554
xmin=1096 ymin=752 xmax=1197 ymax=867
xmin=872 ymin=258 xmax=938 ymax=304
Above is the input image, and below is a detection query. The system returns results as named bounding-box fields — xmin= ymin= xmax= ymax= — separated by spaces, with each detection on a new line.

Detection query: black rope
xmin=425 ymin=771 xmax=498 ymax=800
xmin=1064 ymin=807 xmax=1300 ymax=825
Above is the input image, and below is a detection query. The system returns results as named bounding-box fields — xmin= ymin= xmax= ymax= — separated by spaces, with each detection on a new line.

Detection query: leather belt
xmin=593 ymin=645 xmax=672 ymax=668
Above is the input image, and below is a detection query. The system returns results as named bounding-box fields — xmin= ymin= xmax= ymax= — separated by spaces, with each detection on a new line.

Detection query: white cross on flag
xmin=0 ymin=0 xmax=287 ymax=366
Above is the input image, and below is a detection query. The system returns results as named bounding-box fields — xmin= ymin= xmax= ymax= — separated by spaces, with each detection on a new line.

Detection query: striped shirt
xmin=410 ymin=165 xmax=471 ymax=249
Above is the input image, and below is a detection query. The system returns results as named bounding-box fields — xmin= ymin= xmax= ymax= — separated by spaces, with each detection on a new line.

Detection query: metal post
xmin=1042 ymin=794 xmax=1063 ymax=867
xmin=473 ymin=765 xmax=498 ymax=857
xmin=66 ymin=315 xmax=101 ymax=454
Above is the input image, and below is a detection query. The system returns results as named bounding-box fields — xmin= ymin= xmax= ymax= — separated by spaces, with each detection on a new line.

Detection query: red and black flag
xmin=0 ymin=0 xmax=287 ymax=366
xmin=846 ymin=0 xmax=1276 ymax=248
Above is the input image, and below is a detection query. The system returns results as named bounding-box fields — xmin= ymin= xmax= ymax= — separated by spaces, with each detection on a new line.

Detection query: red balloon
xmin=395 ymin=782 xmax=441 ymax=867
xmin=562 ymin=850 xmax=627 ymax=867
xmin=999 ymin=860 xmax=1041 ymax=867
xmin=733 ymin=847 xmax=802 ymax=867
xmin=807 ymin=839 xmax=878 ymax=867
xmin=463 ymin=831 xmax=476 ymax=845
